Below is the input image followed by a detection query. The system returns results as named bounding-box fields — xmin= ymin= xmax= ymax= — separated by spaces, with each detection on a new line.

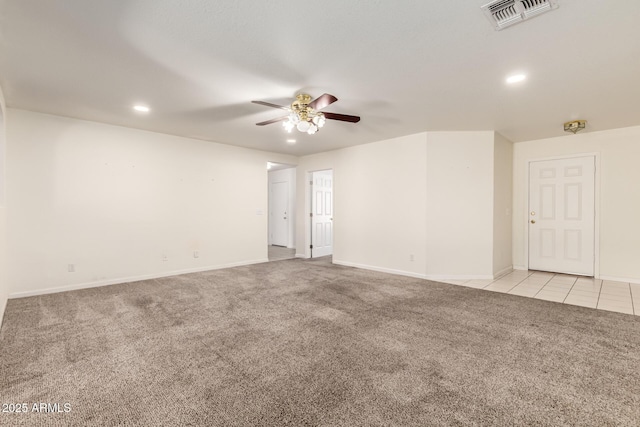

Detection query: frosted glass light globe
xmin=297 ymin=121 xmax=310 ymax=132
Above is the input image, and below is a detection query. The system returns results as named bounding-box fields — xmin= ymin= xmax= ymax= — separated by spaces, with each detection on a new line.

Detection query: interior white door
xmin=529 ymin=156 xmax=595 ymax=275
xmin=311 ymin=170 xmax=333 ymax=257
xmin=270 ymin=181 xmax=288 ymax=247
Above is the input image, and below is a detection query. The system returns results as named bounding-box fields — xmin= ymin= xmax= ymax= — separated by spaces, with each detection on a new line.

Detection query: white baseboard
xmin=333 ymin=260 xmax=428 ymax=280
xmin=0 ymin=296 xmax=7 ymax=328
xmin=424 ymin=274 xmax=495 ymax=281
xmin=8 ymin=258 xmax=269 ymax=299
xmin=513 ymin=265 xmax=528 ymax=271
xmin=295 ymin=253 xmax=307 ymax=259
xmin=598 ymin=275 xmax=640 ymax=285
xmin=333 ymin=260 xmax=500 ymax=282
xmin=493 ymin=266 xmax=514 ymax=279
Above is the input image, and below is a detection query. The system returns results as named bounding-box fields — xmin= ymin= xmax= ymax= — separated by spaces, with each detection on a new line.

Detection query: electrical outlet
xmin=194 ymin=251 xmax=199 ymax=258
xmin=409 ymin=254 xmax=414 ymax=262
xmin=68 ymin=264 xmax=75 ymax=272
xmin=162 ymin=254 xmax=168 ymax=262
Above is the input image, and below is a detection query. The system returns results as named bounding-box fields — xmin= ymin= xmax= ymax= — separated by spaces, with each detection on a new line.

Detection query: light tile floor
xmin=440 ymin=270 xmax=639 ymax=316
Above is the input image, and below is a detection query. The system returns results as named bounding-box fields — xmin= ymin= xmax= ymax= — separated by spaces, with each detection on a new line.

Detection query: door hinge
xmin=310 ymin=245 xmax=313 ymax=249
xmin=310 ymin=213 xmax=313 ymax=217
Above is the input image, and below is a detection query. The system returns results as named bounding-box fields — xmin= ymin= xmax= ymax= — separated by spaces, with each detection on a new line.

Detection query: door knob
xmin=530 ymin=220 xmax=536 ymax=224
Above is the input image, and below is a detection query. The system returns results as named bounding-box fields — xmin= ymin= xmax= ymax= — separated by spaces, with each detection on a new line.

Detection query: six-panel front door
xmin=311 ymin=170 xmax=333 ymax=258
xmin=529 ymin=156 xmax=595 ymax=276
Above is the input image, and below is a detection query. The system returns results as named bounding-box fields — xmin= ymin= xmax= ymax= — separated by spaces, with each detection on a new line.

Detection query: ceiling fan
xmin=252 ymin=93 xmax=360 ymax=135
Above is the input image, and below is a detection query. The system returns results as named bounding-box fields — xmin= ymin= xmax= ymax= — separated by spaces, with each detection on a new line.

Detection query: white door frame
xmin=269 ymin=180 xmax=288 ymax=247
xmin=267 ymin=163 xmax=297 ymax=250
xmin=523 ymin=153 xmax=600 ymax=277
xmin=305 ymin=168 xmax=334 ymax=259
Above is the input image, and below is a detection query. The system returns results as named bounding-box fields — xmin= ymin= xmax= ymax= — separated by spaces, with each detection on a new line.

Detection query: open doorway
xmin=267 ymin=162 xmax=296 ymax=261
xmin=309 ymin=169 xmax=333 ymax=259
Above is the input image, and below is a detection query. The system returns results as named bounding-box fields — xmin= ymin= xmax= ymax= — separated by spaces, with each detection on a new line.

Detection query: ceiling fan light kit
xmin=564 ymin=120 xmax=586 ymax=134
xmin=282 ymin=94 xmax=326 ymax=134
xmin=252 ymin=93 xmax=360 ymax=135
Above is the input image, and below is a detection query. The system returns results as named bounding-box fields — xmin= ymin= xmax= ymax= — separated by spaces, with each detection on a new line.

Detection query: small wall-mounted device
xmin=564 ymin=120 xmax=587 ymax=134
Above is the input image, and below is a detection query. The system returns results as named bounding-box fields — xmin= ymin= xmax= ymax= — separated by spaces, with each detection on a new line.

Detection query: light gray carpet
xmin=1 ymin=258 xmax=639 ymax=426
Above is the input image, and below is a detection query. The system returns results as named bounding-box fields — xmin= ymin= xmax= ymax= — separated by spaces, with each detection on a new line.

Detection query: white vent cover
xmin=481 ymin=0 xmax=559 ymax=30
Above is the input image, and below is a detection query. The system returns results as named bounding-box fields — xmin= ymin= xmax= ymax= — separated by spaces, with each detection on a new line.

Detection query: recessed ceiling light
xmin=133 ymin=105 xmax=150 ymax=113
xmin=286 ymin=139 xmax=296 ymax=144
xmin=506 ymin=74 xmax=526 ymax=84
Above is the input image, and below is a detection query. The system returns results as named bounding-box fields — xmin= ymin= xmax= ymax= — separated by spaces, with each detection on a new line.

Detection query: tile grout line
xmin=481 ymin=271 xmax=522 ymax=288
xmin=483 ymin=270 xmax=534 ymax=292
xmin=602 ymin=284 xmax=634 ymax=310
xmin=563 ymin=279 xmax=601 ymax=306
xmin=633 ymin=285 xmax=640 ymax=315
xmin=596 ymin=279 xmax=604 ymax=309
xmin=597 ymin=283 xmax=634 ymax=314
xmin=516 ymin=275 xmax=553 ymax=296
xmin=561 ymin=277 xmax=579 ymax=304
xmin=495 ymin=269 xmax=513 ymax=280
xmin=481 ymin=277 xmax=497 ymax=289
xmin=505 ymin=276 xmax=528 ymax=293
xmin=532 ymin=274 xmax=557 ymax=298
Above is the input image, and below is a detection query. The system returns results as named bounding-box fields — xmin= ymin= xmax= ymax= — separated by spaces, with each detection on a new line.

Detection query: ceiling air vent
xmin=481 ymin=0 xmax=558 ymax=31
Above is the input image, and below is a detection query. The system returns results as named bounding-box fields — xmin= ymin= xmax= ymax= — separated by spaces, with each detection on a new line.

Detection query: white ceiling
xmin=1 ymin=0 xmax=639 ymax=156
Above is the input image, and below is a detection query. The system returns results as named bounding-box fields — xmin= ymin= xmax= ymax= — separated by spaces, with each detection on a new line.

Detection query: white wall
xmin=513 ymin=125 xmax=640 ymax=282
xmin=493 ymin=133 xmax=513 ymax=276
xmin=425 ymin=132 xmax=495 ymax=279
xmin=6 ymin=109 xmax=296 ymax=297
xmin=268 ymin=167 xmax=296 ymax=248
xmin=0 ymin=85 xmax=7 ymax=325
xmin=296 ymin=131 xmax=508 ymax=280
xmin=330 ymin=133 xmax=428 ymax=278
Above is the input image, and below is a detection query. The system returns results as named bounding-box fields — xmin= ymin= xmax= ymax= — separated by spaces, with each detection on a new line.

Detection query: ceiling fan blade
xmin=256 ymin=116 xmax=288 ymax=126
xmin=251 ymin=100 xmax=289 ymax=110
xmin=323 ymin=112 xmax=361 ymax=123
xmin=308 ymin=93 xmax=338 ymax=111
